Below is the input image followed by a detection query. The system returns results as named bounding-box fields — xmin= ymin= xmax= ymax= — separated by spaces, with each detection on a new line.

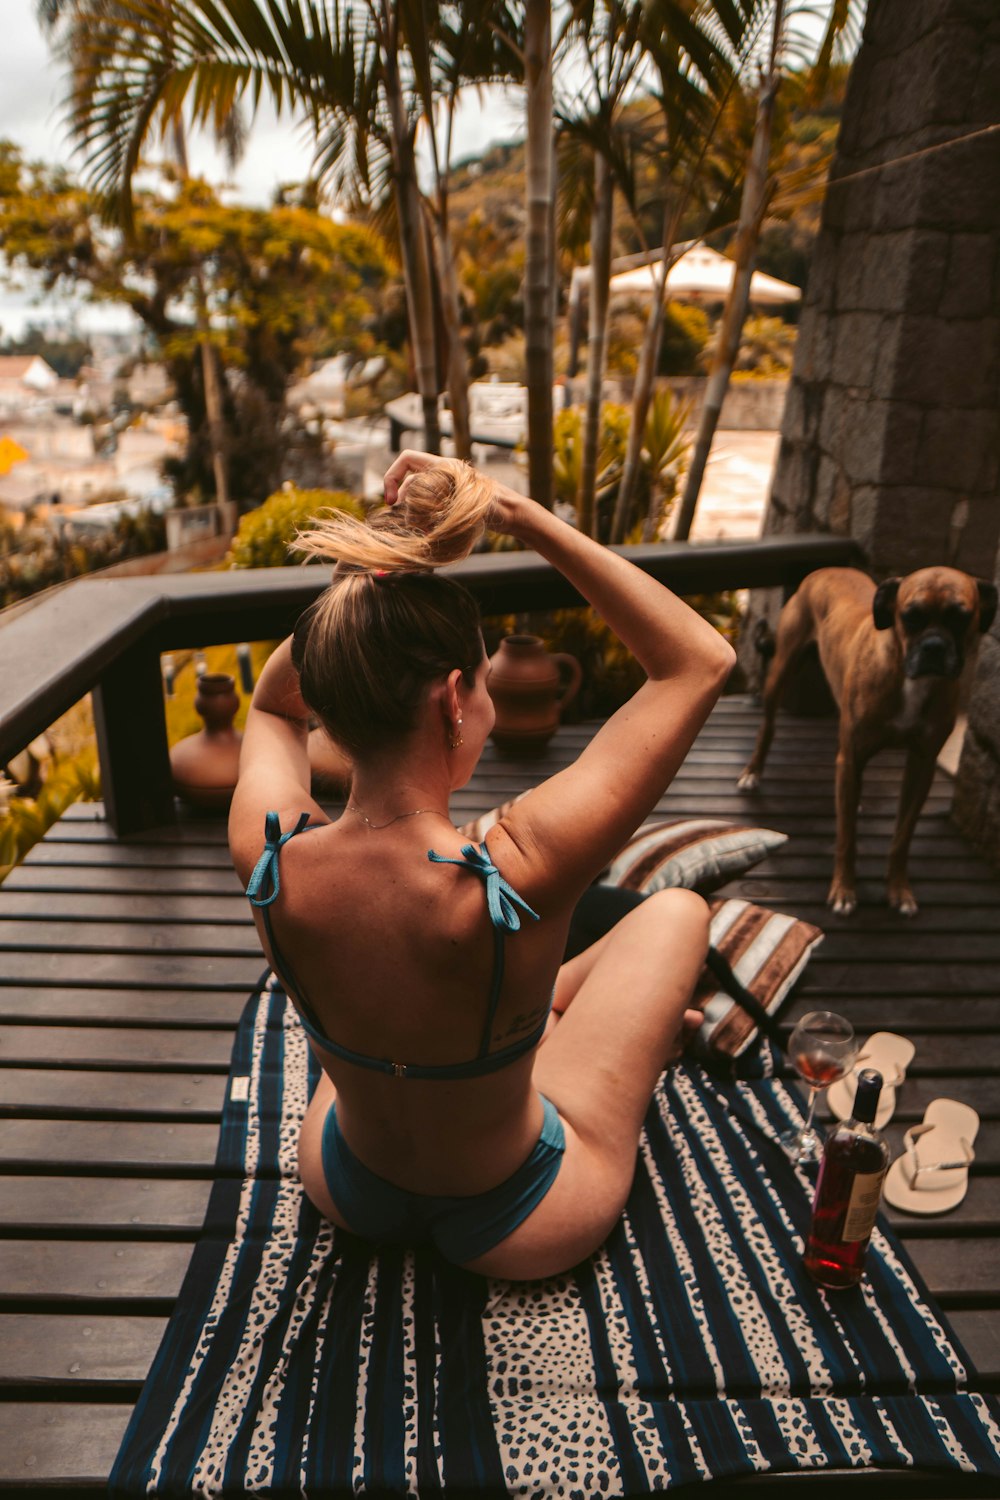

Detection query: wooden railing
xmin=0 ymin=534 xmax=864 ymax=835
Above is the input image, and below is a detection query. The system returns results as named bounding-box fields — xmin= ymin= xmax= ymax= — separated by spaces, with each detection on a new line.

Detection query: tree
xmin=39 ymin=1 xmax=529 ymax=462
xmin=671 ymin=0 xmax=864 ymax=539
xmin=673 ymin=0 xmax=785 ymax=540
xmin=608 ymin=0 xmax=753 ymax=543
xmin=39 ymin=0 xmax=249 ymax=507
xmin=556 ymin=0 xmax=648 ymax=537
xmin=37 ymin=0 xmax=443 ymax=451
xmin=0 ymin=146 xmax=390 ymax=504
xmin=522 ymin=0 xmax=557 ymax=509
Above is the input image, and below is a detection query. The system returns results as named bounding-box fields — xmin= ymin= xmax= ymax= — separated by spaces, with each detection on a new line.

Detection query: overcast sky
xmin=1 ymin=1 xmax=523 ymax=339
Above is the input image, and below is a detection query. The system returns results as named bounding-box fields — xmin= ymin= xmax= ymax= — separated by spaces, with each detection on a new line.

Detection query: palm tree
xmin=407 ymin=6 xmax=520 ymax=461
xmin=672 ymin=0 xmax=865 ymax=539
xmin=609 ymin=0 xmax=757 ymax=543
xmin=556 ymin=0 xmax=648 ymax=538
xmin=672 ymin=0 xmax=785 ymax=540
xmin=39 ymin=0 xmax=450 ymax=451
xmin=522 ymin=0 xmax=557 ymax=510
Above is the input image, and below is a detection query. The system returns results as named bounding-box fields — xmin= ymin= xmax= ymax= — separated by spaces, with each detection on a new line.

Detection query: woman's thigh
xmin=464 ymin=888 xmax=711 ymax=1279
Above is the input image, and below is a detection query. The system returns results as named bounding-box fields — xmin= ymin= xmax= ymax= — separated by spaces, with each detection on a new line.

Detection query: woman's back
xmin=240 ymin=812 xmax=568 ymax=1194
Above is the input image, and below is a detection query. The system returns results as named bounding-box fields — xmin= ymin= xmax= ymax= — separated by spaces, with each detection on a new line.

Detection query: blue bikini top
xmin=245 ymin=811 xmax=545 ymax=1080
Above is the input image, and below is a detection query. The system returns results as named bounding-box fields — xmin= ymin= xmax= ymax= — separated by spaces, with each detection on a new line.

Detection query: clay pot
xmin=170 ymin=673 xmax=243 ymax=810
xmin=487 ymin=635 xmax=582 ymax=754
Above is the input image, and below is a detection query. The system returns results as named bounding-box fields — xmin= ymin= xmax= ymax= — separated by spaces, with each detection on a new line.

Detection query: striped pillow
xmin=606 ymin=818 xmax=787 ymax=895
xmin=691 ymin=899 xmax=824 ymax=1060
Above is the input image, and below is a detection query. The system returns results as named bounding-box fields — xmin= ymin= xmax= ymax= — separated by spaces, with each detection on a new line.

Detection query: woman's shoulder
xmin=229 ymin=798 xmax=330 ymax=892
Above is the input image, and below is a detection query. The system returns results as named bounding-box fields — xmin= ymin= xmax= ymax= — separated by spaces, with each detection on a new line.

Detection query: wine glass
xmin=781 ymin=1010 xmax=858 ymax=1164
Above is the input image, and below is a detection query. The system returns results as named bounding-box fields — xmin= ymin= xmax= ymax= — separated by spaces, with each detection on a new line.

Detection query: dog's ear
xmin=872 ymin=577 xmax=901 ymax=630
xmin=976 ymin=580 xmax=998 ymax=634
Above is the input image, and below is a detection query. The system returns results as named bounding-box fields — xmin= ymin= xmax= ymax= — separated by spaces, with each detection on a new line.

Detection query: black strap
xmin=704 ymin=945 xmax=788 ymax=1052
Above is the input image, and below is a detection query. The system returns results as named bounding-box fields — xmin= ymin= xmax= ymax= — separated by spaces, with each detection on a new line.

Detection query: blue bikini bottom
xmin=321 ymin=1095 xmax=566 ymax=1264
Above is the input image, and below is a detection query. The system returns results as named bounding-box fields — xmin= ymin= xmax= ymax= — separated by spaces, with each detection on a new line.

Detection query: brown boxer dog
xmin=737 ymin=567 xmax=997 ymax=916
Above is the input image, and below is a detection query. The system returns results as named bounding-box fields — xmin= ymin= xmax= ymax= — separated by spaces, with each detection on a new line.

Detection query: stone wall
xmin=758 ymin=0 xmax=1000 ymax=581
xmin=953 ymin=558 xmax=1000 ymax=866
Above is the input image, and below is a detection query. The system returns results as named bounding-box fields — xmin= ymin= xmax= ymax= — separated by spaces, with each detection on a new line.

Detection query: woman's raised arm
xmin=485 ymin=479 xmax=736 ymax=908
xmin=228 ymin=639 xmax=328 ymax=882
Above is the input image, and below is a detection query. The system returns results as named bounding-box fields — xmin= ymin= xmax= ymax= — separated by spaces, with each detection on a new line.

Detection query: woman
xmin=229 ymin=451 xmax=735 ymax=1280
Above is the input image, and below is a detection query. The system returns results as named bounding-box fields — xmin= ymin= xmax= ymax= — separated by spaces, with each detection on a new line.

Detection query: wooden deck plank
xmin=0 ymin=1068 xmax=226 ymax=1118
xmin=0 ymin=918 xmax=264 ymax=955
xmin=0 ymin=1176 xmax=211 ymax=1232
xmin=0 ymin=1241 xmax=190 ymax=1303
xmin=3 ymin=1120 xmax=222 ymax=1171
xmin=947 ymin=1313 xmax=1000 ymax=1391
xmin=905 ymin=1240 xmax=1000 ymax=1303
xmin=0 ymin=1314 xmax=165 ymax=1387
xmin=0 ymin=952 xmax=262 ymax=989
xmin=0 ymin=1026 xmax=235 ymax=1069
xmin=0 ymin=891 xmax=250 ymax=922
xmin=0 ymin=1404 xmax=131 ymax=1486
xmin=0 ymin=989 xmax=246 ymax=1026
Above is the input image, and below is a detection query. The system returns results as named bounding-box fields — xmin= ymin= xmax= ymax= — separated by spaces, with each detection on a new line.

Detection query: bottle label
xmin=842 ymin=1168 xmax=887 ymax=1242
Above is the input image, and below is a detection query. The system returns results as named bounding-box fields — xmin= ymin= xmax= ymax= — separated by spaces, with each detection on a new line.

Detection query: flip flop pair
xmin=827 ymin=1031 xmax=916 ymax=1130
xmin=884 ymin=1099 xmax=979 ymax=1215
xmin=828 ymin=1032 xmax=978 ymax=1214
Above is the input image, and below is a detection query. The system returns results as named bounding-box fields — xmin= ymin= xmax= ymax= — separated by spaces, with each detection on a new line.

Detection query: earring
xmin=449 ymin=717 xmax=464 ymax=750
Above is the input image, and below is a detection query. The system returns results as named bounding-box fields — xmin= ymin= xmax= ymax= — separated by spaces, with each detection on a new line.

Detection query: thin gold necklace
xmin=345 ymin=803 xmax=445 ymax=831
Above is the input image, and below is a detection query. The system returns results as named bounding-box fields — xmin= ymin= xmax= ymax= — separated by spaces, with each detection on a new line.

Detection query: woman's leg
xmin=463 ymin=887 xmax=710 ymax=1280
xmin=297 ymin=1069 xmax=353 ymax=1230
xmin=550 ymin=884 xmax=700 ymax=1034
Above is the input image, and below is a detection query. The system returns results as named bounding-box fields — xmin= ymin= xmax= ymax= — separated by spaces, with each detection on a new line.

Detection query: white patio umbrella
xmin=570 ymin=243 xmax=801 ymax=307
xmin=566 ymin=244 xmax=799 ymax=374
xmin=609 ymin=244 xmax=800 ymax=304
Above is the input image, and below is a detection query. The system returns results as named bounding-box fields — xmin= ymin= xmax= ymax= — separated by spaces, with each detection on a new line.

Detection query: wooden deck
xmin=1 ymin=695 xmax=998 ymax=1492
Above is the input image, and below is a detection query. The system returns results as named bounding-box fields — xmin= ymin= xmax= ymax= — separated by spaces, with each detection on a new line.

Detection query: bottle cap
xmin=853 ymin=1068 xmax=883 ymax=1125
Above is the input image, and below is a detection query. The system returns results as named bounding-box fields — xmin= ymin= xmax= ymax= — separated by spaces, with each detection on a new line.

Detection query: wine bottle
xmin=804 ymin=1068 xmax=890 ymax=1289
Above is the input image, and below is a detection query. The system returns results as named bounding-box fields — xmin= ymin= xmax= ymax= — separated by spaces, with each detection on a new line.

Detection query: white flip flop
xmin=827 ymin=1032 xmax=916 ymax=1129
xmin=883 ymin=1099 xmax=979 ymax=1215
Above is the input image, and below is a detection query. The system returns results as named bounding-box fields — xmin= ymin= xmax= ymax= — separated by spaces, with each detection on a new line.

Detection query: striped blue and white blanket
xmin=111 ymin=976 xmax=1000 ymax=1496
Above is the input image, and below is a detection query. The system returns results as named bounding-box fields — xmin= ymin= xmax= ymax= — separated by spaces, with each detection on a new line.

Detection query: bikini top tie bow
xmin=246 ymin=811 xmax=317 ymax=908
xmin=427 ymin=842 xmax=539 ymax=932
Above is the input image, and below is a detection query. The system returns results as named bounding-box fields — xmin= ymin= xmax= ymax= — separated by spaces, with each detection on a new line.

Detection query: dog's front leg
xmin=887 ymin=744 xmax=939 ymax=916
xmin=829 ymin=735 xmax=864 ymax=915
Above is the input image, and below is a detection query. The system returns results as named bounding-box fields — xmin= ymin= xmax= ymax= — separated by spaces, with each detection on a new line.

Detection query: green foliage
xmin=0 ymin=147 xmax=392 ymax=505
xmin=0 ymin=507 xmax=167 ymax=609
xmin=732 ymin=314 xmax=797 ymax=378
xmin=552 ymin=392 xmax=690 ymax=543
xmin=657 ymin=301 xmax=712 ymax=376
xmin=0 ymin=751 xmax=101 ymax=885
xmin=636 ymin=385 xmax=691 ymax=541
xmin=226 ymin=485 xmax=363 ymax=570
xmin=457 ymin=211 xmax=524 ymax=346
xmin=552 ymin=403 xmax=630 ymax=532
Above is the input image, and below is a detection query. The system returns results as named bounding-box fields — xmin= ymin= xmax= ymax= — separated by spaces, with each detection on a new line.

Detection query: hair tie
xmin=373 ymin=569 xmax=389 ymax=581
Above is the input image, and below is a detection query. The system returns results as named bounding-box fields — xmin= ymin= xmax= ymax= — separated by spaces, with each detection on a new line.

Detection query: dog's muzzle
xmin=904 ymin=633 xmax=961 ymax=679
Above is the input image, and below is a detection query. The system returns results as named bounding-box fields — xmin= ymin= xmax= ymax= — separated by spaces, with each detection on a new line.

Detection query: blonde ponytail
xmin=291 ymin=459 xmax=495 ymax=573
xmin=289 ymin=460 xmax=490 ymax=758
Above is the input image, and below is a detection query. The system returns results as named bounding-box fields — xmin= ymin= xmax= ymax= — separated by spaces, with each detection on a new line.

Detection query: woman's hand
xmin=383 ymin=448 xmax=438 ymax=506
xmin=382 ymin=450 xmax=534 ymax=538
